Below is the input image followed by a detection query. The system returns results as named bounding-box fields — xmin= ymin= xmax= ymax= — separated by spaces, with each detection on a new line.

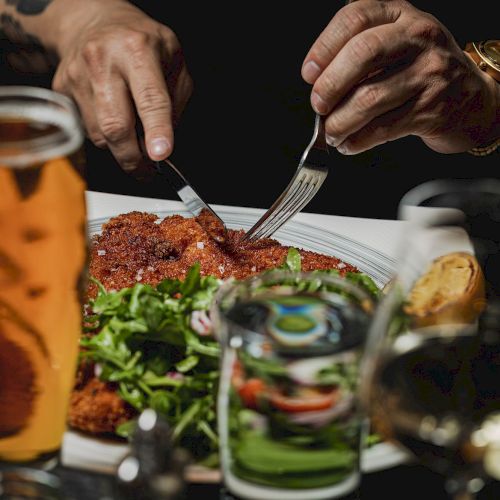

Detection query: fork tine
xmin=256 ymin=179 xmax=319 ymax=239
xmin=243 ymin=114 xmax=329 ymax=243
xmin=243 ymin=172 xmax=305 ymax=241
xmin=253 ymin=179 xmax=312 ymax=239
xmin=249 ymin=176 xmax=309 ymax=240
xmin=259 ymin=170 xmax=327 ymax=239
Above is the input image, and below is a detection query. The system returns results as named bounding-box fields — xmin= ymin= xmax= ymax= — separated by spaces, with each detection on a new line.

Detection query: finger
xmin=124 ymin=44 xmax=174 ymax=161
xmin=311 ymin=22 xmax=422 ymax=115
xmin=92 ymin=77 xmax=143 ymax=173
xmin=72 ymin=88 xmax=106 ymax=148
xmin=302 ymin=0 xmax=402 ymax=84
xmin=170 ymin=65 xmax=193 ymax=127
xmin=324 ymin=64 xmax=422 ymax=146
xmin=52 ymin=65 xmax=106 ymax=148
xmin=336 ymin=98 xmax=420 ymax=155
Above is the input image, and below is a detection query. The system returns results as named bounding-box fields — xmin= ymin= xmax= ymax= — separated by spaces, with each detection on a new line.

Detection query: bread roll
xmin=404 ymin=252 xmax=486 ymax=327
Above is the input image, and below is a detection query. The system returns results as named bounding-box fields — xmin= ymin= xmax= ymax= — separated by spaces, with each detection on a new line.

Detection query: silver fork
xmin=242 ymin=114 xmax=329 ymax=242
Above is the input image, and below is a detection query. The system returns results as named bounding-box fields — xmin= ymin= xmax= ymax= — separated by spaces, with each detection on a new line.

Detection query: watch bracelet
xmin=468 ymin=137 xmax=500 ymax=156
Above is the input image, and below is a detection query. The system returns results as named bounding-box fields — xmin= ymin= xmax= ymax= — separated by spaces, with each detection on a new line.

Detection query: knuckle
xmin=338 ymin=5 xmax=371 ymax=35
xmin=325 ymin=114 xmax=344 ymax=138
xmin=369 ymin=123 xmax=391 ymax=143
xmin=315 ymin=71 xmax=337 ymax=101
xmin=314 ymin=36 xmax=336 ymax=62
xmin=137 ymin=85 xmax=170 ymax=115
xmin=82 ymin=39 xmax=105 ymax=68
xmin=356 ymin=84 xmax=382 ymax=112
xmin=65 ymin=61 xmax=81 ymax=84
xmin=89 ymin=133 xmax=107 ymax=149
xmin=160 ymin=25 xmax=180 ymax=48
xmin=99 ymin=117 xmax=130 ymax=144
xmin=124 ymin=30 xmax=150 ymax=53
xmin=423 ymin=52 xmax=449 ymax=80
xmin=411 ymin=16 xmax=446 ymax=45
xmin=349 ymin=32 xmax=384 ymax=64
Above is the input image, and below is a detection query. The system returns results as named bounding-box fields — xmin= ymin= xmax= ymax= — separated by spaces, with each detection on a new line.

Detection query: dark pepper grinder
xmin=116 ymin=409 xmax=191 ymax=499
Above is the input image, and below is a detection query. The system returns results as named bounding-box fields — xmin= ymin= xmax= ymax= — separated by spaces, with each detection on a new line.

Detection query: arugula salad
xmin=81 ymin=248 xmax=380 ymax=465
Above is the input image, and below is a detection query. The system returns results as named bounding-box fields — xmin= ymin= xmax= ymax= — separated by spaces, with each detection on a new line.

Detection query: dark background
xmin=1 ymin=1 xmax=498 ymax=220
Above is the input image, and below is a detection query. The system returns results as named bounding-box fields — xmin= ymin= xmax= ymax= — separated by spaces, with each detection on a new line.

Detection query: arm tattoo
xmin=0 ymin=13 xmax=57 ymax=72
xmin=6 ymin=0 xmax=53 ymax=15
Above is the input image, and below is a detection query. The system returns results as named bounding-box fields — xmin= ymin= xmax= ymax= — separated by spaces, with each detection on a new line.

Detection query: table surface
xmin=52 ymin=192 xmax=500 ymax=499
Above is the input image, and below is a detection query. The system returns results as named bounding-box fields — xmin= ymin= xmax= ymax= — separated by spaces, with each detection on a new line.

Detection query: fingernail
xmin=302 ymin=61 xmax=321 ymax=83
xmin=337 ymin=142 xmax=351 ymax=155
xmin=149 ymin=137 xmax=170 ymax=159
xmin=311 ymin=92 xmax=328 ymax=114
xmin=326 ymin=135 xmax=340 ymax=147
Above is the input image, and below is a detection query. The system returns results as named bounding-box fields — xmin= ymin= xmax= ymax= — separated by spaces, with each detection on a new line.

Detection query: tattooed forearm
xmin=6 ymin=0 xmax=53 ymax=15
xmin=0 ymin=13 xmax=57 ymax=72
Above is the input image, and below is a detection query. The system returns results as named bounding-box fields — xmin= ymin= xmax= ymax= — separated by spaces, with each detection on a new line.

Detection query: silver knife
xmin=154 ymin=159 xmax=228 ymax=244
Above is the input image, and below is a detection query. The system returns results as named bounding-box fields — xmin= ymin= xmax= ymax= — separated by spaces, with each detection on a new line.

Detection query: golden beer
xmin=0 ymin=86 xmax=86 ymax=464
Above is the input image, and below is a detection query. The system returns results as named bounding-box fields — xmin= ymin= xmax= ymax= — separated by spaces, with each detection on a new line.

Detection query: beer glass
xmin=0 ymin=86 xmax=86 ymax=467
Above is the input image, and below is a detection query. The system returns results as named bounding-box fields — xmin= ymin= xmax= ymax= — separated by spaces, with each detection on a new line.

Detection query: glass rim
xmin=0 ymin=85 xmax=83 ymax=168
xmin=399 ymin=178 xmax=500 ymax=209
xmin=214 ymin=269 xmax=375 ymax=319
xmin=212 ymin=269 xmax=375 ymax=350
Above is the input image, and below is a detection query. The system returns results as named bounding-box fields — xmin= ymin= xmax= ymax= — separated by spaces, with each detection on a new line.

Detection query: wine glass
xmin=359 ymin=178 xmax=500 ymax=500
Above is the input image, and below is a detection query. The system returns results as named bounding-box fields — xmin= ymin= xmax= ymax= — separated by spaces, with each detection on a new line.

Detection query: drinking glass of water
xmin=213 ymin=270 xmax=375 ymax=500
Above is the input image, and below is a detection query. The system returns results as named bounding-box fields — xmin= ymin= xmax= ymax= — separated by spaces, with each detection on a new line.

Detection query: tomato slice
xmin=269 ymin=387 xmax=339 ymax=413
xmin=238 ymin=378 xmax=266 ymax=409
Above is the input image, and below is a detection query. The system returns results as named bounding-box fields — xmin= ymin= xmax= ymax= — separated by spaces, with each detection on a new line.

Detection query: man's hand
xmin=51 ymin=0 xmax=192 ymax=172
xmin=302 ymin=0 xmax=499 ymax=155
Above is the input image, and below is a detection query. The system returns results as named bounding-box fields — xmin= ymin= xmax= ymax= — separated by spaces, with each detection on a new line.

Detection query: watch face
xmin=481 ymin=40 xmax=500 ymax=69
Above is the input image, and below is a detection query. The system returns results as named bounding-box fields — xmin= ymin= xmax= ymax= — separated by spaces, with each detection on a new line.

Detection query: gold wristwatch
xmin=464 ymin=40 xmax=500 ymax=156
xmin=465 ymin=40 xmax=500 ymax=83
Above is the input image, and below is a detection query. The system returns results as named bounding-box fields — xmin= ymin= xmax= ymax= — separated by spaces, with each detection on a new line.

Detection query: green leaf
xmin=146 ymin=355 xmax=172 ymax=376
xmin=181 ymin=262 xmax=201 ymax=296
xmin=115 ymin=419 xmax=137 ymax=439
xmin=89 ymin=276 xmax=107 ymax=297
xmin=344 ymin=271 xmax=380 ymax=298
xmin=118 ymin=383 xmax=147 ymax=411
xmin=286 ymin=247 xmax=302 ymax=272
xmin=172 ymin=400 xmax=202 ymax=442
xmin=281 ymin=247 xmax=302 ymax=272
xmin=157 ymin=277 xmax=182 ymax=296
xmin=175 ymin=355 xmax=199 ymax=373
xmin=150 ymin=390 xmax=174 ymax=415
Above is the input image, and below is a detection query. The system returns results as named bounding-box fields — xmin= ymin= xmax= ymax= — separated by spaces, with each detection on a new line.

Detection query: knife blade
xmin=154 ymin=159 xmax=228 ymax=245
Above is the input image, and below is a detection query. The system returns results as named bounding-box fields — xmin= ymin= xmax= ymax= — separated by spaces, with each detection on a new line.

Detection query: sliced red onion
xmin=190 ymin=310 xmax=213 ymax=336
